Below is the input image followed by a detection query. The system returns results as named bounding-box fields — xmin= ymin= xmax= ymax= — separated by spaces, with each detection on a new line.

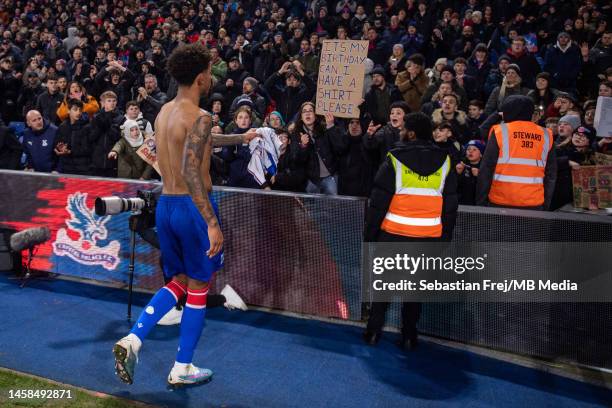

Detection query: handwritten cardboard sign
xmin=316 ymin=40 xmax=368 ymax=119
xmin=136 ymin=137 xmax=161 ymax=175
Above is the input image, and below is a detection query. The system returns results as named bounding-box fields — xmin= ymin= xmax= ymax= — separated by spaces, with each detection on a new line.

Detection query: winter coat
xmin=94 ymin=68 xmax=136 ymax=111
xmin=22 ymin=121 xmax=59 ymax=172
xmin=0 ymin=125 xmax=22 ymax=170
xmin=364 ymin=139 xmax=458 ymax=242
xmin=337 ymin=131 xmax=378 ymax=197
xmin=140 ymin=89 xmax=167 ymax=128
xmin=89 ymin=109 xmax=124 ymax=171
xmin=219 ymin=140 xmax=260 ymax=189
xmin=544 ymin=43 xmax=582 ymax=92
xmin=0 ymin=70 xmax=22 ymax=122
xmin=362 ymin=124 xmax=402 ymax=165
xmin=297 ymin=124 xmax=345 ymax=181
xmin=271 ymin=142 xmax=308 ymax=192
xmin=252 ymin=46 xmax=279 ymax=84
xmin=35 ymin=91 xmax=64 ymax=124
xmin=506 ymin=50 xmax=541 ymax=88
xmin=55 ymin=119 xmax=93 ymax=175
xmin=484 ymin=85 xmax=530 ymax=116
xmin=211 ymin=59 xmax=228 ymax=82
xmin=431 ymin=109 xmax=471 ymax=145
xmin=457 ymin=160 xmax=481 ymax=205
xmin=111 ymin=138 xmax=154 ymax=180
xmin=395 ymin=71 xmax=429 ymax=113
xmin=362 ymin=83 xmax=404 ymax=126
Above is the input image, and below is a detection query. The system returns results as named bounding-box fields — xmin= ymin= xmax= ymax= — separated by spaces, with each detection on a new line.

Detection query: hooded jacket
xmin=476 ymin=95 xmax=557 ymax=210
xmin=63 ymin=27 xmax=79 ymax=52
xmin=365 ymin=139 xmax=458 ymax=242
xmin=22 ymin=120 xmax=58 ymax=172
xmin=431 ymin=109 xmax=470 ymax=144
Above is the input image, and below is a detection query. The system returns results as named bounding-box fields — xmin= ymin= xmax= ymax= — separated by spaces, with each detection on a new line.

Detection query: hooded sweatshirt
xmin=63 ymin=27 xmax=79 ymax=52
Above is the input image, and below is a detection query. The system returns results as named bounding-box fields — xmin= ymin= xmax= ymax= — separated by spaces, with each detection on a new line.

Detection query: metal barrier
xmin=0 ymin=170 xmax=610 ymax=369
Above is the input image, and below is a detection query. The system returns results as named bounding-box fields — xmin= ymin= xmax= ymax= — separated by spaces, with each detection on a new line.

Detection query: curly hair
xmin=166 ymin=43 xmax=211 ymax=86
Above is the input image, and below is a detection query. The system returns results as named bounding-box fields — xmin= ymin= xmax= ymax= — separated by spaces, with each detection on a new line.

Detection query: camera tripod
xmin=126 ymin=210 xmax=151 ymax=321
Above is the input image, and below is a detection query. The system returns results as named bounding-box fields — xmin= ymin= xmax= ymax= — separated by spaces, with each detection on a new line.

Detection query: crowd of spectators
xmin=0 ymin=0 xmax=610 ymax=209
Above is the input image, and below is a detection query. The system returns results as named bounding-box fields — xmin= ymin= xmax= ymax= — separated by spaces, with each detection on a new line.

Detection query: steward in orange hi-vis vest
xmin=364 ymin=113 xmax=458 ymax=351
xmin=488 ymin=121 xmax=553 ymax=207
xmin=477 ymin=96 xmax=557 ymax=210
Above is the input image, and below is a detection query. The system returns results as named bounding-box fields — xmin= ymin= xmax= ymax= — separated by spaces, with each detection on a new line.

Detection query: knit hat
xmin=243 ymin=76 xmax=258 ymax=90
xmin=536 ymin=72 xmax=551 ymax=82
xmin=498 ymin=54 xmax=511 ymax=64
xmin=559 ymin=114 xmax=581 ymax=131
xmin=465 ymin=139 xmax=485 ymax=155
xmin=371 ymin=65 xmax=386 ymax=76
xmin=557 ymin=31 xmax=571 ymax=40
xmin=235 ymin=96 xmax=254 ymax=110
xmin=506 ymin=64 xmax=521 ymax=76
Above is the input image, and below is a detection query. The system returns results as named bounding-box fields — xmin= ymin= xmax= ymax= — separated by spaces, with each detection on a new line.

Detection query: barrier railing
xmin=0 ymin=170 xmax=610 ymax=369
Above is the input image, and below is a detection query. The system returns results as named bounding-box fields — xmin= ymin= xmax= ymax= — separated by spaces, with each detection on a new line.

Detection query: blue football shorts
xmin=156 ymin=194 xmax=224 ymax=282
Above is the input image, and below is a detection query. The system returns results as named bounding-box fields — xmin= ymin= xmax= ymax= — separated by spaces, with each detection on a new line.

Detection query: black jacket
xmin=337 ymin=131 xmax=378 ymax=197
xmin=56 ymin=119 xmax=93 ymax=175
xmin=362 ymin=124 xmax=401 ymax=166
xmin=298 ymin=124 xmax=345 ymax=181
xmin=362 ymin=83 xmax=404 ymax=126
xmin=89 ymin=109 xmax=124 ymax=171
xmin=264 ymin=72 xmax=316 ymax=122
xmin=140 ymin=89 xmax=167 ymax=127
xmin=35 ymin=91 xmax=64 ymax=124
xmin=365 ymin=140 xmax=458 ymax=242
xmin=94 ymin=69 xmax=136 ymax=110
xmin=252 ymin=45 xmax=280 ymax=84
xmin=0 ymin=125 xmax=22 ymax=170
xmin=271 ymin=142 xmax=308 ymax=192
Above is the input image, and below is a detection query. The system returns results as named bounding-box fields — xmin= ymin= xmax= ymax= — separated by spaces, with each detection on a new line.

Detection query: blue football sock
xmin=130 ymin=281 xmax=185 ymax=341
xmin=176 ymin=288 xmax=208 ymax=364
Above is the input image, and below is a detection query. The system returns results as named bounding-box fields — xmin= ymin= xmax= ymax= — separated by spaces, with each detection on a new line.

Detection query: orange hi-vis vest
xmin=488 ymin=121 xmax=553 ymax=207
xmin=381 ymin=153 xmax=451 ymax=238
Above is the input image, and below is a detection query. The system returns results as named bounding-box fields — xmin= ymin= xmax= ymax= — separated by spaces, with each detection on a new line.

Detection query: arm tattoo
xmin=182 ymin=114 xmax=219 ymax=227
xmin=212 ymin=133 xmax=248 ymax=146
